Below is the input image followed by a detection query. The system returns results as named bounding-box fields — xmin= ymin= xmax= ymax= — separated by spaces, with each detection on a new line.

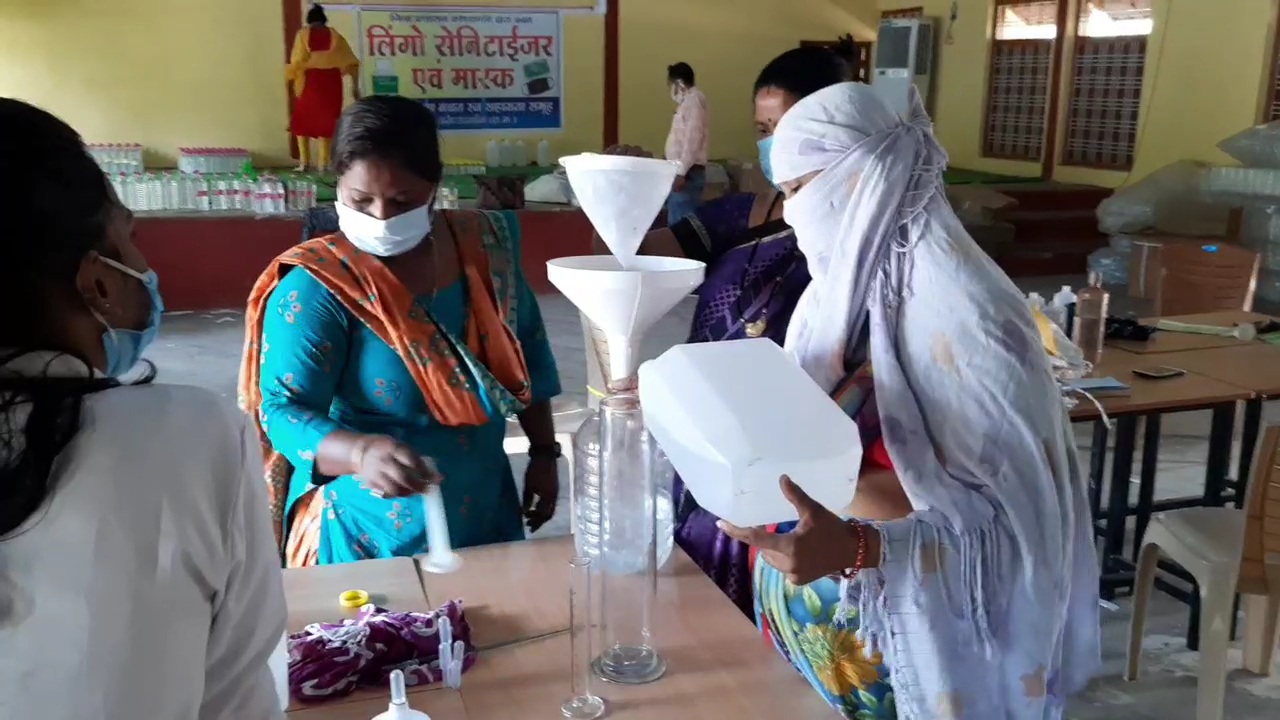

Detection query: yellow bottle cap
xmin=338 ymin=589 xmax=370 ymax=608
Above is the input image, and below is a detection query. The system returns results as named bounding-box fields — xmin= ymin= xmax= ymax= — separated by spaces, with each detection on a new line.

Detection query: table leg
xmin=1102 ymin=415 xmax=1138 ymax=601
xmin=1203 ymin=404 xmax=1236 ymax=507
xmin=1089 ymin=420 xmax=1109 ymax=519
xmin=1236 ymin=398 xmax=1264 ymax=506
xmin=1132 ymin=414 xmax=1162 ymax=562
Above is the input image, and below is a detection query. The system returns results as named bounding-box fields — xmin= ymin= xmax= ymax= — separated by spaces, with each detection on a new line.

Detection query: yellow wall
xmin=878 ymin=0 xmax=1280 ymax=187
xmin=619 ymin=0 xmax=878 ymax=160
xmin=0 ymin=0 xmax=878 ymax=168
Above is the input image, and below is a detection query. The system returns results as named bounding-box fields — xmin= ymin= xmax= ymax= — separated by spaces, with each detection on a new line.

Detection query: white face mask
xmin=336 ymin=201 xmax=433 ymax=257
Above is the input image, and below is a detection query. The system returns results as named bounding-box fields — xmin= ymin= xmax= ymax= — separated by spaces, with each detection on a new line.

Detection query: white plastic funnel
xmin=547 ymin=255 xmax=704 ymax=382
xmin=560 ymin=153 xmax=681 ymax=268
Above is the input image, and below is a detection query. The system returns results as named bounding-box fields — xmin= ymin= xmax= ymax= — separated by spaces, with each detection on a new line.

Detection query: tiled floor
xmin=146 ymin=278 xmax=1280 ymax=719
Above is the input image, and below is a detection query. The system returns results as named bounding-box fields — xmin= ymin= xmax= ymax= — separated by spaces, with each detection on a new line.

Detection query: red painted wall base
xmin=135 ymin=210 xmax=596 ymax=311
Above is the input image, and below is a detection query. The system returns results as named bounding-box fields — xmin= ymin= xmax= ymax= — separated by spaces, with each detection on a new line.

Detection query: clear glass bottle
xmin=1073 ymin=271 xmax=1109 ymax=367
xmin=592 ymin=393 xmax=666 ymax=685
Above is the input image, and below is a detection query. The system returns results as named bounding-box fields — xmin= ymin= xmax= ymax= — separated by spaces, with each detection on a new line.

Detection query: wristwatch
xmin=528 ymin=442 xmax=563 ymax=460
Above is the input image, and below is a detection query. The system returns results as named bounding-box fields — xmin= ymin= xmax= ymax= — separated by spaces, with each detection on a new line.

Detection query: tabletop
xmin=1069 ymin=348 xmax=1254 ymax=421
xmin=283 ymin=557 xmax=435 ymax=711
xmin=1155 ymin=342 xmax=1280 ymax=398
xmin=284 ymin=537 xmax=832 ymax=719
xmin=417 ymin=536 xmax=574 ymax=650
xmin=1108 ymin=310 xmax=1273 ymax=354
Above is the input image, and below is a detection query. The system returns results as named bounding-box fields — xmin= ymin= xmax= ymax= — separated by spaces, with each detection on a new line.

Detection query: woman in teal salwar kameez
xmin=239 ymin=96 xmax=564 ymax=566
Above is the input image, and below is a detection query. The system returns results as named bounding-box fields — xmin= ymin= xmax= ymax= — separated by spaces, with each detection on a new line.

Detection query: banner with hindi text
xmin=357 ymin=8 xmax=563 ymax=132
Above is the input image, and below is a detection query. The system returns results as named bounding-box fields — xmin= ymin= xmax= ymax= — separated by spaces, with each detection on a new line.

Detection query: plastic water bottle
xmin=514 ymin=140 xmax=529 ymax=166
xmin=1049 ymin=285 xmax=1077 ymax=333
xmin=485 ymin=139 xmax=501 ymax=168
xmin=572 ymin=408 xmax=674 ymax=569
xmin=1073 ymin=272 xmax=1109 ymax=367
xmin=537 ymin=139 xmax=552 ymax=167
xmin=1026 ymin=291 xmax=1046 ymax=313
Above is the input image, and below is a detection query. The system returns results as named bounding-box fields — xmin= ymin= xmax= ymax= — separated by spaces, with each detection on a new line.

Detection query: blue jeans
xmin=666 ymin=165 xmax=706 ymax=225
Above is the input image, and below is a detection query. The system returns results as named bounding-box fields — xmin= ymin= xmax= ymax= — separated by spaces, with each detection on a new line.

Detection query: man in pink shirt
xmin=664 ymin=62 xmax=709 ymax=224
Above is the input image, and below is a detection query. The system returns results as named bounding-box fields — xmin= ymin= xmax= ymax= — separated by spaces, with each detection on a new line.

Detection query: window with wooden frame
xmin=1061 ymin=0 xmax=1154 ymax=170
xmin=881 ymin=7 xmax=924 ymax=21
xmin=1265 ymin=12 xmax=1280 ymax=121
xmin=799 ymin=39 xmax=874 ymax=83
xmin=982 ymin=1 xmax=1058 ymax=161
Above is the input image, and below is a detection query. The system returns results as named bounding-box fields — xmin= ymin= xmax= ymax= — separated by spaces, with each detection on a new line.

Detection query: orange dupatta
xmin=237 ymin=210 xmax=533 ymax=554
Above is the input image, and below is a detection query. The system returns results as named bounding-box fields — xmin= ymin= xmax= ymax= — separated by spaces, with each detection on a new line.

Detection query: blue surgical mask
xmin=757 ymin=136 xmax=775 ymax=186
xmin=91 ymin=256 xmax=165 ymax=377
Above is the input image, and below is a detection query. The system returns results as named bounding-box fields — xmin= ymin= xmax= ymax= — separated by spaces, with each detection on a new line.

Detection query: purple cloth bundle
xmin=288 ymin=600 xmax=476 ymax=703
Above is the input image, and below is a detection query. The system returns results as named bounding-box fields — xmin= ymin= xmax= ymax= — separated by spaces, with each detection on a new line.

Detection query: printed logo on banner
xmin=358 ymin=10 xmax=565 ymax=132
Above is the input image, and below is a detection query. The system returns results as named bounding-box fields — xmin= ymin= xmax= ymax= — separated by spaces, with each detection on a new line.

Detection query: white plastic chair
xmin=1127 ymin=424 xmax=1280 ymax=720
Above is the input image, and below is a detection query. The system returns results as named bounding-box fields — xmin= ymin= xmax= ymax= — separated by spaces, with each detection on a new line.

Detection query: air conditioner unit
xmin=872 ymin=18 xmax=936 ymax=118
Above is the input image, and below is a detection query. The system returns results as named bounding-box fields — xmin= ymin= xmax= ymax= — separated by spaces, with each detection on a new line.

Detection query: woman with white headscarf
xmin=718 ymin=83 xmax=1101 ymax=719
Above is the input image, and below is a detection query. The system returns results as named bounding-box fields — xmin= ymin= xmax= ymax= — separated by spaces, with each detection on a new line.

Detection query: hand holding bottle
xmin=350 ymin=434 xmax=441 ymax=498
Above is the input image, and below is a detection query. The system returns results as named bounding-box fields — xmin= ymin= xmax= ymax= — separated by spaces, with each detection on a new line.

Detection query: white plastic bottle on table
xmin=194 ymin=172 xmax=209 ymax=208
xmin=514 ymin=140 xmax=528 ymax=166
xmin=537 ymin=139 xmax=552 ymax=167
xmin=1026 ymin=291 xmax=1045 ymax=313
xmin=1072 ymin=272 xmax=1109 ymax=368
xmin=485 ymin=139 xmax=501 ymax=168
xmin=131 ymin=173 xmax=147 ymax=211
xmin=1049 ymin=284 xmax=1076 ymax=332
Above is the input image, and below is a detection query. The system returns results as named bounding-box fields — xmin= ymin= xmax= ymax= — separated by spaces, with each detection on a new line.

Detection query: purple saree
xmin=667 ymin=191 xmax=810 ymax=617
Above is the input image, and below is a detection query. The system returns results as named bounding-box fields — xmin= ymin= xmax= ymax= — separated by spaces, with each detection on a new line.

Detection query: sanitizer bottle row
xmin=484 ymin=139 xmax=554 ymax=168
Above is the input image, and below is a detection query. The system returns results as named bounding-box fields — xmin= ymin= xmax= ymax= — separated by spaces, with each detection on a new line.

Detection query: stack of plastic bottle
xmin=178 ymin=148 xmax=253 ymax=174
xmin=109 ymin=171 xmax=317 ymax=214
xmin=88 ymin=144 xmax=145 ymax=175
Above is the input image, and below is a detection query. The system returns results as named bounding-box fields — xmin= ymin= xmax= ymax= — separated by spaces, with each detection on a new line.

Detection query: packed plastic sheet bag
xmin=1202 ymin=166 xmax=1280 ymax=206
xmin=287 ymin=601 xmax=476 ymax=703
xmin=1218 ymin=121 xmax=1280 ymax=169
xmin=1096 ymin=160 xmax=1230 ymax=236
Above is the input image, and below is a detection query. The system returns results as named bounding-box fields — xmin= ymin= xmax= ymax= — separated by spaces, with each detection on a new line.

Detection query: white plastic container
xmin=638 ymin=338 xmax=862 ymax=528
xmin=514 ymin=140 xmax=529 ymax=166
xmin=499 ymin=139 xmax=514 ymax=167
xmin=485 ymin=139 xmax=501 ymax=168
xmin=536 ymin=139 xmax=552 ymax=167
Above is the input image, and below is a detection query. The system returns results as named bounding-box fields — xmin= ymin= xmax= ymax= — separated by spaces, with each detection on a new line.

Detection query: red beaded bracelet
xmin=839 ymin=520 xmax=869 ymax=579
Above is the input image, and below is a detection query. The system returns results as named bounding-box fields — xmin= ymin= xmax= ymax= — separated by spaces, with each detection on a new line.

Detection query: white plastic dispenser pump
xmin=372 ymin=670 xmax=431 ymax=720
xmin=420 ymin=484 xmax=462 ymax=574
xmin=638 ymin=339 xmax=863 ymax=528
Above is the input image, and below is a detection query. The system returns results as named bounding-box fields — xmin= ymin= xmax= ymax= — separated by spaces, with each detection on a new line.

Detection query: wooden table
xmin=282 ymin=557 xmax=435 ymax=712
xmin=1107 ymin=310 xmax=1272 ymax=354
xmin=287 ymin=689 xmax=466 ymax=720
xmin=417 ymin=536 xmax=573 ymax=650
xmin=1067 ymin=349 xmax=1253 ymax=603
xmin=285 ymin=538 xmax=829 ymax=719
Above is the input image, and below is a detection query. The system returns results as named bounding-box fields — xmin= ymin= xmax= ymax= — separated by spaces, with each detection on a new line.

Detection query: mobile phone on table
xmin=1132 ymin=366 xmax=1185 ymax=380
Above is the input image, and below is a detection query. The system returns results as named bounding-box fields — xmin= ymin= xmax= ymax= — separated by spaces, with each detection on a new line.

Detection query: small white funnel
xmin=560 ymin=153 xmax=681 ymax=268
xmin=548 ymin=255 xmax=704 ymax=382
